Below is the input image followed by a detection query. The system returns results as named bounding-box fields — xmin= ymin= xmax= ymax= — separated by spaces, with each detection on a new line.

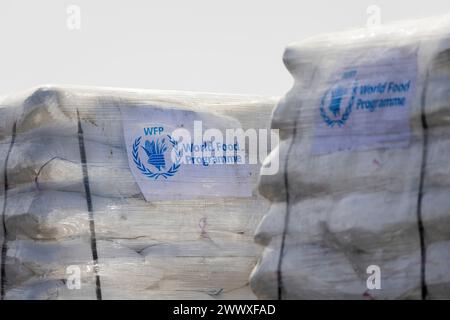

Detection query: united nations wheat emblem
xmin=132 ymin=135 xmax=182 ymax=180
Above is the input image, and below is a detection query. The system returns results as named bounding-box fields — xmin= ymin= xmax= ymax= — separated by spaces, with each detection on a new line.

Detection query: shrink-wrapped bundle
xmin=0 ymin=86 xmax=277 ymax=299
xmin=251 ymin=15 xmax=450 ymax=299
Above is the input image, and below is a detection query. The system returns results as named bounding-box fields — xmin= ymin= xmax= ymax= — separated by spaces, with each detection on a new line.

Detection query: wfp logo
xmin=132 ymin=126 xmax=182 ymax=180
xmin=320 ymin=76 xmax=357 ymax=127
xmin=142 ymin=139 xmax=167 ymax=170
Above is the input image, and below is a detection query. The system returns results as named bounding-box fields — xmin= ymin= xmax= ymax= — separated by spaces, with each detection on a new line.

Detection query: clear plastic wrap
xmin=0 ymin=85 xmax=277 ymax=299
xmin=251 ymin=15 xmax=450 ymax=300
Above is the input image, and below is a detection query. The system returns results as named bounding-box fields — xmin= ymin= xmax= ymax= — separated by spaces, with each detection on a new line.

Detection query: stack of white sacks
xmin=0 ymin=86 xmax=277 ymax=299
xmin=251 ymin=15 xmax=450 ymax=299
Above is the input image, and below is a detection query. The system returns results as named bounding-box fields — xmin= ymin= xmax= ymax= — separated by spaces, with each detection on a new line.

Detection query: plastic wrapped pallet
xmin=0 ymin=85 xmax=277 ymax=300
xmin=251 ymin=15 xmax=450 ymax=299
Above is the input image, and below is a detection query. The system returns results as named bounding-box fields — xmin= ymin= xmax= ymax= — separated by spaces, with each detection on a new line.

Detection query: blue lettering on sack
xmin=320 ymin=73 xmax=412 ymax=127
xmin=144 ymin=127 xmax=164 ymax=136
xmin=132 ymin=126 xmax=243 ymax=180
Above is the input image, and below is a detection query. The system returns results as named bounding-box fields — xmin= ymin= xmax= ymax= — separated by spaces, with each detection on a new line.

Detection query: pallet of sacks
xmin=0 ymin=86 xmax=277 ymax=299
xmin=251 ymin=15 xmax=450 ymax=299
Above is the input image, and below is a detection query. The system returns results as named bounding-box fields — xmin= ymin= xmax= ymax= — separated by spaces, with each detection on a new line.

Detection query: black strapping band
xmin=77 ymin=110 xmax=102 ymax=300
xmin=277 ymin=70 xmax=317 ymax=300
xmin=417 ymin=69 xmax=430 ymax=300
xmin=1 ymin=122 xmax=17 ymax=300
xmin=277 ymin=101 xmax=305 ymax=300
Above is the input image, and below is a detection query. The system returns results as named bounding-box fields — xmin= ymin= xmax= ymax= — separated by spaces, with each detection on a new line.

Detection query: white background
xmin=1 ymin=0 xmax=450 ymax=97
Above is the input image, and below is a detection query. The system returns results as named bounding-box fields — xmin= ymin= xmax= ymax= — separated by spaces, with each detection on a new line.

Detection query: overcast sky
xmin=1 ymin=0 xmax=450 ymax=97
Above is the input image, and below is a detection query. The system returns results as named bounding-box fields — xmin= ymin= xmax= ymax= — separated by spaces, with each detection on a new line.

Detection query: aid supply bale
xmin=251 ymin=15 xmax=450 ymax=300
xmin=0 ymin=85 xmax=277 ymax=299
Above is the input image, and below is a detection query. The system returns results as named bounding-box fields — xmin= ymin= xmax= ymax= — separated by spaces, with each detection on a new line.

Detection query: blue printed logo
xmin=320 ymin=85 xmax=357 ymax=127
xmin=132 ymin=126 xmax=182 ymax=180
xmin=142 ymin=138 xmax=168 ymax=171
xmin=320 ymin=70 xmax=358 ymax=128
